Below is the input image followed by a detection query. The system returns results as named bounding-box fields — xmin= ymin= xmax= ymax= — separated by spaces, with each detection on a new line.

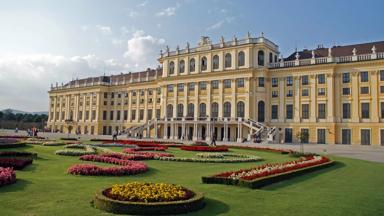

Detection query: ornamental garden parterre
xmin=0 ymin=136 xmax=339 ymax=215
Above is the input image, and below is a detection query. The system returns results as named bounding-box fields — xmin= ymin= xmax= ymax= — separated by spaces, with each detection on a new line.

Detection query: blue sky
xmin=0 ymin=0 xmax=383 ymax=111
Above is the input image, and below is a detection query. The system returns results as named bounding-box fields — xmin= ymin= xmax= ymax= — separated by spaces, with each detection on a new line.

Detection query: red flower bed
xmin=128 ymin=147 xmax=167 ymax=151
xmin=68 ymin=163 xmax=147 ymax=176
xmin=0 ymin=158 xmax=33 ymax=170
xmin=215 ymin=156 xmax=330 ymax=180
xmin=100 ymin=153 xmax=153 ymax=160
xmin=180 ymin=146 xmax=228 ymax=152
xmin=0 ymin=167 xmax=16 ymax=187
xmin=123 ymin=148 xmax=174 ymax=158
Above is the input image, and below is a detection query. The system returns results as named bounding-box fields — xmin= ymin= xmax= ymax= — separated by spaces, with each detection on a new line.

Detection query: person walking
xmin=211 ymin=132 xmax=217 ymax=146
xmin=112 ymin=130 xmax=118 ymax=141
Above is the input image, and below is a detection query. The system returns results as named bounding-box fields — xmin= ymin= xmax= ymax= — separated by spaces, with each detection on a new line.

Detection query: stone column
xmin=327 ymin=73 xmax=335 ymax=122
xmin=278 ymin=77 xmax=285 ymax=122
xmin=371 ymin=70 xmax=379 ymax=122
xmin=310 ymin=74 xmax=317 ymax=122
xmin=351 ymin=72 xmax=360 ymax=122
xmin=294 ymin=76 xmax=301 ymax=122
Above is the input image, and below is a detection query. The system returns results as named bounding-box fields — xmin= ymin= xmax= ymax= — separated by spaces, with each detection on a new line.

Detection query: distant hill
xmin=1 ymin=108 xmax=48 ymax=115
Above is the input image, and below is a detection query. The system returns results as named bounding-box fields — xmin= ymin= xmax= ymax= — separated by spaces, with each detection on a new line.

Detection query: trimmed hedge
xmin=0 ymin=151 xmax=37 ymax=158
xmin=202 ymin=160 xmax=334 ymax=189
xmin=93 ymin=188 xmax=205 ymax=215
xmin=60 ymin=137 xmax=78 ymax=141
xmin=0 ymin=143 xmax=26 ymax=148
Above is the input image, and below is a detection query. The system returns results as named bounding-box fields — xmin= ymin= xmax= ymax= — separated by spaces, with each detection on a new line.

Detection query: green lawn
xmin=0 ymin=145 xmax=383 ymax=216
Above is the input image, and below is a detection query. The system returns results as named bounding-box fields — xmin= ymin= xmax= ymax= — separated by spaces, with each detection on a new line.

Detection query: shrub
xmin=180 ymin=146 xmax=228 ymax=152
xmin=0 ymin=158 xmax=33 ymax=170
xmin=0 ymin=167 xmax=16 ymax=187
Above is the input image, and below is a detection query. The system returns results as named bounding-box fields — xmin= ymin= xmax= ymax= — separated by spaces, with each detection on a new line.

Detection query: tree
xmin=0 ymin=111 xmax=3 ymax=119
xmin=296 ymin=131 xmax=309 ymax=153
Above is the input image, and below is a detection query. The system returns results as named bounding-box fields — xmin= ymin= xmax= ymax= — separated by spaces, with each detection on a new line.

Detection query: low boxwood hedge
xmin=0 ymin=143 xmax=26 ymax=148
xmin=202 ymin=160 xmax=334 ymax=189
xmin=93 ymin=188 xmax=205 ymax=215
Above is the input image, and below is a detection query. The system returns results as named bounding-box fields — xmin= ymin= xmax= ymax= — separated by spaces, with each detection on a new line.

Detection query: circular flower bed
xmin=94 ymin=182 xmax=205 ymax=215
xmin=155 ymin=153 xmax=262 ymax=163
xmin=0 ymin=167 xmax=16 ymax=187
xmin=180 ymin=146 xmax=228 ymax=152
xmin=55 ymin=144 xmax=97 ymax=156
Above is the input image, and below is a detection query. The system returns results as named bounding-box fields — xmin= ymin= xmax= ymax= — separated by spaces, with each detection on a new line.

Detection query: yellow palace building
xmin=47 ymin=33 xmax=384 ymax=146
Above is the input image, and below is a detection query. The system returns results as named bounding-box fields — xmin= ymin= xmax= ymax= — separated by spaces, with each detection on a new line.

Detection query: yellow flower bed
xmin=107 ymin=182 xmax=193 ymax=202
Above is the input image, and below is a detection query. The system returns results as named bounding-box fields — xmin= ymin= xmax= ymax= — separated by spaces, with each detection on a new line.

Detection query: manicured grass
xmin=0 ymin=145 xmax=383 ymax=215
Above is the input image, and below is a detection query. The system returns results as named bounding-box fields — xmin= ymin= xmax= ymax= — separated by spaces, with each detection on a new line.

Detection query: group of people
xmin=27 ymin=127 xmax=39 ymax=137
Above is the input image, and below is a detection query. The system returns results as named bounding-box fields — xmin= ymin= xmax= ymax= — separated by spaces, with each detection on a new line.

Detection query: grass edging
xmin=202 ymin=160 xmax=335 ymax=189
xmin=93 ymin=188 xmax=205 ymax=215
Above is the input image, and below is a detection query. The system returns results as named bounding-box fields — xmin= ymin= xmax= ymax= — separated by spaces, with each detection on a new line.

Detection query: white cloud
xmin=155 ymin=3 xmax=181 ymax=17
xmin=123 ymin=30 xmax=165 ymax=70
xmin=137 ymin=0 xmax=148 ymax=7
xmin=128 ymin=10 xmax=139 ymax=18
xmin=206 ymin=16 xmax=236 ymax=31
xmin=96 ymin=25 xmax=113 ymax=35
xmin=0 ymin=54 xmax=126 ymax=111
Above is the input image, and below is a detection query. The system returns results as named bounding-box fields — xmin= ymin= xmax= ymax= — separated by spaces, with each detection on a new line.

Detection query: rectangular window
xmin=79 ymin=111 xmax=83 ymax=120
xmin=381 ymin=86 xmax=384 ymax=93
xmin=300 ymin=128 xmax=309 ymax=143
xmin=177 ymin=83 xmax=184 ymax=91
xmin=124 ymin=110 xmax=128 ymax=120
xmin=361 ymin=129 xmax=371 ymax=145
xmin=116 ymin=110 xmax=121 ymax=120
xmin=147 ymin=110 xmax=152 ymax=120
xmin=103 ymin=110 xmax=107 ymax=120
xmin=167 ymin=84 xmax=174 ymax=92
xmin=285 ymin=128 xmax=293 ymax=143
xmin=381 ymin=129 xmax=384 ymax=146
xmin=360 ymin=71 xmax=369 ymax=82
xmin=111 ymin=92 xmax=114 ymax=98
xmin=104 ymin=92 xmax=108 ymax=98
xmin=131 ymin=110 xmax=136 ymax=120
xmin=148 ymin=90 xmax=152 ymax=95
xmin=223 ymin=79 xmax=231 ymax=88
xmin=271 ymin=105 xmax=278 ymax=119
xmin=156 ymin=109 xmax=161 ymax=119
xmin=139 ymin=110 xmax=144 ymax=120
xmin=286 ymin=90 xmax=293 ymax=97
xmin=258 ymin=77 xmax=264 ymax=87
xmin=91 ymin=110 xmax=96 ymax=120
xmin=271 ymin=78 xmax=278 ymax=87
xmin=343 ymin=103 xmax=351 ymax=119
xmin=381 ymin=102 xmax=384 ymax=118
xmin=380 ymin=70 xmax=384 ymax=81
xmin=109 ymin=111 xmax=114 ymax=120
xmin=301 ymin=75 xmax=309 ymax=85
xmin=318 ymin=88 xmax=326 ymax=96
xmin=360 ymin=87 xmax=369 ymax=94
xmin=85 ymin=111 xmax=89 ymax=120
xmin=302 ymin=104 xmax=309 ymax=119
xmin=342 ymin=129 xmax=351 ymax=144
xmin=302 ymin=89 xmax=309 ymax=96
xmin=286 ymin=76 xmax=293 ymax=86
xmin=211 ymin=80 xmax=219 ymax=89
xmin=140 ymin=90 xmax=144 ymax=96
xmin=236 ymin=78 xmax=245 ymax=88
xmin=342 ymin=73 xmax=350 ymax=83
xmin=188 ymin=83 xmax=195 ymax=91
xmin=317 ymin=129 xmax=326 ymax=144
xmin=117 ymin=93 xmax=121 ymax=98
xmin=132 ymin=91 xmax=137 ymax=96
xmin=272 ymin=91 xmax=278 ymax=98
xmin=318 ymin=104 xmax=326 ymax=119
xmin=199 ymin=81 xmax=206 ymax=90
xmin=317 ymin=74 xmax=326 ymax=84
xmin=361 ymin=103 xmax=370 ymax=118
xmin=286 ymin=104 xmax=293 ymax=119
xmin=342 ymin=88 xmax=350 ymax=95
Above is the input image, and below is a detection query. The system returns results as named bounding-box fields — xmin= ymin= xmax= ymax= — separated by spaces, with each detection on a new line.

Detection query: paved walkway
xmin=1 ymin=129 xmax=383 ymax=163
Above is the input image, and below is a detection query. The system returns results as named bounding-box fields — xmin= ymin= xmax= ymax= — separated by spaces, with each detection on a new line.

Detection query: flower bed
xmin=202 ymin=156 xmax=334 ymax=188
xmin=55 ymin=145 xmax=96 ymax=156
xmin=0 ymin=167 xmax=16 ymax=187
xmin=180 ymin=146 xmax=228 ymax=152
xmin=129 ymin=147 xmax=167 ymax=151
xmin=224 ymin=146 xmax=292 ymax=154
xmin=155 ymin=153 xmax=261 ymax=163
xmin=80 ymin=154 xmax=147 ymax=166
xmin=100 ymin=153 xmax=156 ymax=160
xmin=0 ymin=158 xmax=33 ymax=170
xmin=93 ymin=182 xmax=205 ymax=215
xmin=89 ymin=143 xmax=137 ymax=148
xmin=67 ymin=162 xmax=148 ymax=176
xmin=0 ymin=151 xmax=37 ymax=158
xmin=0 ymin=138 xmax=26 ymax=148
xmin=123 ymin=148 xmax=174 ymax=159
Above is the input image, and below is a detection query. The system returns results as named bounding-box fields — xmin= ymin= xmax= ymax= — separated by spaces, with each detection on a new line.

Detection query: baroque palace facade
xmin=47 ymin=33 xmax=384 ymax=146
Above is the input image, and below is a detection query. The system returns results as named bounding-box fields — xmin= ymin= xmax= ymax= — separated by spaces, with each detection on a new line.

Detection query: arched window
xmin=199 ymin=103 xmax=206 ymax=117
xmin=177 ymin=104 xmax=184 ymax=118
xmin=238 ymin=51 xmax=245 ymax=67
xmin=225 ymin=53 xmax=232 ymax=68
xmin=211 ymin=102 xmax=219 ymax=118
xmin=258 ymin=50 xmax=265 ymax=66
xmin=179 ymin=60 xmax=185 ymax=73
xmin=223 ymin=102 xmax=231 ymax=118
xmin=274 ymin=55 xmax=278 ymax=62
xmin=169 ymin=61 xmax=175 ymax=75
xmin=189 ymin=58 xmax=195 ymax=72
xmin=269 ymin=52 xmax=273 ymax=63
xmin=213 ymin=55 xmax=219 ymax=69
xmin=257 ymin=101 xmax=265 ymax=122
xmin=237 ymin=101 xmax=245 ymax=118
xmin=187 ymin=103 xmax=194 ymax=117
xmin=166 ymin=104 xmax=173 ymax=118
xmin=201 ymin=56 xmax=207 ymax=71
